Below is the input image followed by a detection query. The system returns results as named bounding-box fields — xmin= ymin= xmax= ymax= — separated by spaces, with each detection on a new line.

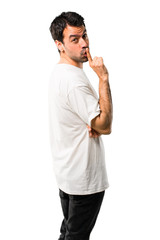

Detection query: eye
xmin=83 ymin=33 xmax=88 ymax=39
xmin=72 ymin=38 xmax=78 ymax=43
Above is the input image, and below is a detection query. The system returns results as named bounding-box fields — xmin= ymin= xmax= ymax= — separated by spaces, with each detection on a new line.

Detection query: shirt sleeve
xmin=67 ymin=85 xmax=101 ymax=126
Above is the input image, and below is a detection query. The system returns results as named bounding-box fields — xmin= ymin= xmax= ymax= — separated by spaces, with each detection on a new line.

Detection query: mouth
xmin=81 ymin=50 xmax=87 ymax=57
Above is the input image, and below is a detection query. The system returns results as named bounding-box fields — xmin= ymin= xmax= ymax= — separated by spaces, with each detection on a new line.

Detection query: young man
xmin=49 ymin=12 xmax=113 ymax=240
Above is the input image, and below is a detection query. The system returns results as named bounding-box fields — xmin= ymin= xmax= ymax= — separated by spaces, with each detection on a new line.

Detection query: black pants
xmin=58 ymin=189 xmax=105 ymax=240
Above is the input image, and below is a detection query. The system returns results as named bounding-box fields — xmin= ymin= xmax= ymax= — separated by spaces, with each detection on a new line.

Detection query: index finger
xmin=86 ymin=48 xmax=92 ymax=63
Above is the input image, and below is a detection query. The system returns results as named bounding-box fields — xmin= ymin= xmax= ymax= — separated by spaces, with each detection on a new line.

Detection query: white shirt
xmin=48 ymin=63 xmax=109 ymax=195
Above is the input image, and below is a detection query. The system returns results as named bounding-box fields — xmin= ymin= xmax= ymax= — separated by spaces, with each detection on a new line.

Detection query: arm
xmin=86 ymin=48 xmax=113 ymax=135
xmin=86 ymin=124 xmax=102 ymax=138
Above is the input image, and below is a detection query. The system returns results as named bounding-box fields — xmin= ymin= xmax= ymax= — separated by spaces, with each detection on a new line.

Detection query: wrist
xmin=99 ymin=73 xmax=109 ymax=82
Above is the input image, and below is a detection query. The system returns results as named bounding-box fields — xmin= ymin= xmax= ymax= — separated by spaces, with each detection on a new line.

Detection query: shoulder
xmin=55 ymin=64 xmax=89 ymax=89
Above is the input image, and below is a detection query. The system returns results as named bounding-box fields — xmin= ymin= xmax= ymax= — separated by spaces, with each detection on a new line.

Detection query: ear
xmin=55 ymin=40 xmax=64 ymax=52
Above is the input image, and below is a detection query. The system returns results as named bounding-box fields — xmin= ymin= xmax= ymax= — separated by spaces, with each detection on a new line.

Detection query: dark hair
xmin=49 ymin=12 xmax=85 ymax=43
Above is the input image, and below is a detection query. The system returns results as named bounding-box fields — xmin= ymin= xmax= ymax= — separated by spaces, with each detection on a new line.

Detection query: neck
xmin=58 ymin=54 xmax=83 ymax=69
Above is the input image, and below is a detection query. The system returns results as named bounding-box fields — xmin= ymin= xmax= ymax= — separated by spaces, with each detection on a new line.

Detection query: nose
xmin=79 ymin=37 xmax=88 ymax=48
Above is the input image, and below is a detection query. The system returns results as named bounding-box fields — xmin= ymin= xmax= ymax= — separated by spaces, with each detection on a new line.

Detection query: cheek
xmin=64 ymin=41 xmax=81 ymax=55
xmin=68 ymin=45 xmax=80 ymax=54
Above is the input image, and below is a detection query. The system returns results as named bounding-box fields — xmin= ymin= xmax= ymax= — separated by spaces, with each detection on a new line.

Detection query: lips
xmin=81 ymin=50 xmax=87 ymax=56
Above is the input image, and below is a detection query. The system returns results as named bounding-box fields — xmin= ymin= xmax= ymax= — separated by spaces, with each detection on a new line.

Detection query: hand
xmin=86 ymin=124 xmax=101 ymax=138
xmin=86 ymin=48 xmax=108 ymax=80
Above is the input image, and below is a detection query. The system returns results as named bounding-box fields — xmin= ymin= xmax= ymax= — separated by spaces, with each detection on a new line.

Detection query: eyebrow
xmin=69 ymin=29 xmax=87 ymax=39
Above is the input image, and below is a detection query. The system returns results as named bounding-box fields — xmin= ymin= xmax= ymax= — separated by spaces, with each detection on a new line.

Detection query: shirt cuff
xmin=88 ymin=110 xmax=100 ymax=127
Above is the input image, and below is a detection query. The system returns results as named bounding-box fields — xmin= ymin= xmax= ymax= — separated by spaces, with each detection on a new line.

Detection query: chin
xmin=81 ymin=57 xmax=88 ymax=63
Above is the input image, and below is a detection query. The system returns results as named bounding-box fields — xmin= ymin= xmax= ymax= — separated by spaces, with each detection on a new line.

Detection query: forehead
xmin=63 ymin=25 xmax=86 ymax=38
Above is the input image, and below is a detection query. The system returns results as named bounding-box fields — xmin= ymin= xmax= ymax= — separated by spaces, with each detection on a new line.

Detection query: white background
xmin=0 ymin=0 xmax=160 ymax=239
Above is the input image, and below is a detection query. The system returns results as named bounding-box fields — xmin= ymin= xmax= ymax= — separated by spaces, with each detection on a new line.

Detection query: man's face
xmin=61 ymin=25 xmax=89 ymax=64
